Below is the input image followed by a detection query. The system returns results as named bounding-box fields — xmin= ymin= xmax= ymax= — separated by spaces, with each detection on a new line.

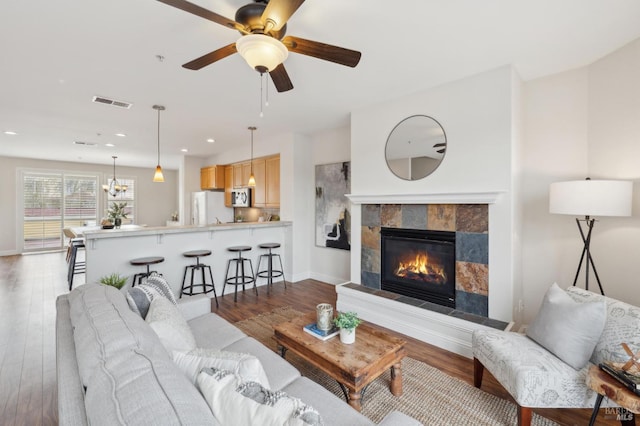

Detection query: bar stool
xmin=67 ymin=240 xmax=85 ymax=291
xmin=130 ymin=256 xmax=165 ymax=287
xmin=222 ymin=246 xmax=256 ymax=302
xmin=255 ymin=243 xmax=286 ymax=292
xmin=180 ymin=249 xmax=218 ymax=307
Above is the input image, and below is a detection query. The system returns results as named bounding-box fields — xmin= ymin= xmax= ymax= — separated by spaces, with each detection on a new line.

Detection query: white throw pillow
xmin=526 ymin=283 xmax=606 ymax=369
xmin=197 ymin=368 xmax=323 ymax=426
xmin=172 ymin=348 xmax=271 ymax=388
xmin=146 ymin=297 xmax=197 ymax=353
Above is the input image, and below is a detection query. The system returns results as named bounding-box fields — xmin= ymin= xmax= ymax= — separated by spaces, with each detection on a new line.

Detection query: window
xmin=104 ymin=177 xmax=135 ymax=223
xmin=22 ymin=171 xmax=98 ymax=252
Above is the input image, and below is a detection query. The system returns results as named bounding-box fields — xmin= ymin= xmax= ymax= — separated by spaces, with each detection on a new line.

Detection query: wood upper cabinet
xmin=251 ymin=158 xmax=266 ymax=206
xmin=233 ymin=162 xmax=251 ymax=188
xmin=200 ymin=166 xmax=225 ymax=190
xmin=224 ymin=165 xmax=233 ymax=207
xmin=265 ymin=156 xmax=280 ymax=207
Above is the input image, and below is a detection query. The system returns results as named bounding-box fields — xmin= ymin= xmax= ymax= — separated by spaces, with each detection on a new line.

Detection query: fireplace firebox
xmin=381 ymin=227 xmax=456 ymax=308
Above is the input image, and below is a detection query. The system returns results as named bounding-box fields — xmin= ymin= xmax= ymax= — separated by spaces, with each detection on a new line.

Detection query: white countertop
xmin=80 ymin=220 xmax=292 ymax=240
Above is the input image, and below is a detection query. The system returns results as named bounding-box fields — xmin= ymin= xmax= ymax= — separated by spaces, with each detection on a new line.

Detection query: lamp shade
xmin=236 ymin=34 xmax=288 ymax=72
xmin=549 ymin=179 xmax=633 ymax=217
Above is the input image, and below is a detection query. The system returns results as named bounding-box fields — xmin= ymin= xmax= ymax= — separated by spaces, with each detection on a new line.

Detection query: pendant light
xmin=102 ymin=155 xmax=127 ymax=197
xmin=152 ymin=105 xmax=165 ymax=182
xmin=247 ymin=126 xmax=256 ymax=187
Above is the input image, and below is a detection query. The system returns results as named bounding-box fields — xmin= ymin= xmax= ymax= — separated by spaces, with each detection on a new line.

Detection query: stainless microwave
xmin=231 ymin=188 xmax=251 ymax=207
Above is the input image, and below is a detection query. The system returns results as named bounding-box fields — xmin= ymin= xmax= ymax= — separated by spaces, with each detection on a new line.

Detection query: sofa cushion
xmin=223 ymin=337 xmax=301 ymax=390
xmin=197 ymin=368 xmax=323 ymax=426
xmin=526 ymin=283 xmax=606 ymax=369
xmin=84 ymin=348 xmax=218 ymax=426
xmin=146 ymin=296 xmax=197 ymax=353
xmin=172 ymin=348 xmax=270 ymax=388
xmin=67 ymin=284 xmax=169 ymax=387
xmin=188 ymin=313 xmax=247 ymax=349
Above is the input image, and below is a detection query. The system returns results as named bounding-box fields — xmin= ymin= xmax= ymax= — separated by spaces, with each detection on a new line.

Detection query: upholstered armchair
xmin=472 ymin=285 xmax=640 ymax=426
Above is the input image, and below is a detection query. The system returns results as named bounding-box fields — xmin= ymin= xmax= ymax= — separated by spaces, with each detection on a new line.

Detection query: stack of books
xmin=600 ymin=362 xmax=640 ymax=396
xmin=303 ymin=322 xmax=339 ymax=341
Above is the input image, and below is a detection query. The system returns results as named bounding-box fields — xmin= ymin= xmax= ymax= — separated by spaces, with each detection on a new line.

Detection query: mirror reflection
xmin=385 ymin=115 xmax=446 ymax=180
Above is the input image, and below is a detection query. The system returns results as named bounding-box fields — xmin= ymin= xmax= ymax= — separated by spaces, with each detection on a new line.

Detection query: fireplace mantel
xmin=346 ymin=191 xmax=504 ymax=205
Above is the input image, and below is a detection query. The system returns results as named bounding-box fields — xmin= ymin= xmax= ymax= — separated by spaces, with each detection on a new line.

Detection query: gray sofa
xmin=56 ymin=284 xmax=420 ymax=425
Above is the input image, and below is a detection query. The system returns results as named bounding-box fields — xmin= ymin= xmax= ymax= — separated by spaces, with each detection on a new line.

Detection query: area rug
xmin=235 ymin=306 xmax=560 ymax=426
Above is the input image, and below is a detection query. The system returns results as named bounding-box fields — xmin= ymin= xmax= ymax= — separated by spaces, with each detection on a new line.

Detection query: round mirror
xmin=385 ymin=115 xmax=447 ymax=180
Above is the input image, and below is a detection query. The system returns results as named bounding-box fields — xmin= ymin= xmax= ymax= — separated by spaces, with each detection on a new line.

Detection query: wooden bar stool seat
xmin=255 ymin=242 xmax=286 ymax=292
xmin=222 ymin=246 xmax=256 ymax=302
xmin=130 ymin=256 xmax=164 ymax=287
xmin=180 ymin=249 xmax=218 ymax=307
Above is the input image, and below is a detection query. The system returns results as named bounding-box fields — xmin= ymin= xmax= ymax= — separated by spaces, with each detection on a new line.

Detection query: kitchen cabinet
xmin=200 ymin=166 xmax=225 ymax=190
xmin=265 ymin=156 xmax=280 ymax=207
xmin=233 ymin=162 xmax=251 ymax=188
xmin=251 ymin=158 xmax=266 ymax=206
xmin=224 ymin=165 xmax=233 ymax=207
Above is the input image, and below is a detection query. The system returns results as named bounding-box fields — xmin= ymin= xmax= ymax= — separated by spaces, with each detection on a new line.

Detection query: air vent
xmin=74 ymin=141 xmax=97 ymax=147
xmin=92 ymin=95 xmax=133 ymax=109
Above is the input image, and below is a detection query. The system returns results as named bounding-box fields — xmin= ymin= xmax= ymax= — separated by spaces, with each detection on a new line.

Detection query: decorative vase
xmin=114 ymin=217 xmax=122 ymax=228
xmin=316 ymin=303 xmax=333 ymax=331
xmin=340 ymin=328 xmax=356 ymax=344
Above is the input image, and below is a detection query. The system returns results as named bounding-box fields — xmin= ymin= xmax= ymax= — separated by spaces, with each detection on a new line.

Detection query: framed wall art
xmin=315 ymin=161 xmax=351 ymax=250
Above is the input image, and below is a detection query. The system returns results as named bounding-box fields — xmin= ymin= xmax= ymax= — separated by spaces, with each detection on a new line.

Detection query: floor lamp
xmin=549 ymin=178 xmax=632 ymax=295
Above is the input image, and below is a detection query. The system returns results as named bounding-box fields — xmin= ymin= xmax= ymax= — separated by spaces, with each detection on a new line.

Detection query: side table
xmin=587 ymin=364 xmax=640 ymax=426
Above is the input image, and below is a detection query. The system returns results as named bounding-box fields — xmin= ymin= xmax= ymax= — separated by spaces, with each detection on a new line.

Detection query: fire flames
xmin=394 ymin=252 xmax=447 ymax=284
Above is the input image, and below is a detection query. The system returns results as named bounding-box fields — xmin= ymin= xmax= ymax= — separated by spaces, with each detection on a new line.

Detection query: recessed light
xmin=105 ymin=143 xmax=115 ymax=147
xmin=181 ymin=148 xmax=188 ymax=153
xmin=4 ymin=131 xmax=17 ymax=135
xmin=115 ymin=133 xmax=126 ymax=138
xmin=206 ymin=138 xmax=215 ymax=143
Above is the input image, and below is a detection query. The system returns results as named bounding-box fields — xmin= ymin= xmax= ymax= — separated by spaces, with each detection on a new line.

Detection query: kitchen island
xmin=81 ymin=221 xmax=292 ymax=297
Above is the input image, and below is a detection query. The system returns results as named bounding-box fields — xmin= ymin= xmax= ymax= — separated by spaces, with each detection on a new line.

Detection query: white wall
xmin=586 ymin=38 xmax=640 ymax=306
xmin=309 ymin=126 xmax=351 ymax=284
xmin=0 ymin=155 xmax=178 ymax=255
xmin=350 ymin=66 xmax=516 ymax=321
xmin=520 ymin=68 xmax=589 ymax=322
xmin=520 ymin=38 xmax=640 ymax=322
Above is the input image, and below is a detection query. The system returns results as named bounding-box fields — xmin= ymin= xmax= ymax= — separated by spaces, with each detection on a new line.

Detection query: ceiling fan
xmin=156 ymin=0 xmax=362 ymax=92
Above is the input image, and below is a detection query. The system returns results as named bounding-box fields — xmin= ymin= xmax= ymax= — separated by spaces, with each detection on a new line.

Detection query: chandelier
xmin=102 ymin=155 xmax=127 ymax=197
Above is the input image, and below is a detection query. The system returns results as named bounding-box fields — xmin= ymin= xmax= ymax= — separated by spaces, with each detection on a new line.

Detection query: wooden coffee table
xmin=273 ymin=313 xmax=406 ymax=412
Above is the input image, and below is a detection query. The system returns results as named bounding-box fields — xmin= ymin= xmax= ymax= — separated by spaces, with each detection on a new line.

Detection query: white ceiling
xmin=1 ymin=0 xmax=639 ymax=169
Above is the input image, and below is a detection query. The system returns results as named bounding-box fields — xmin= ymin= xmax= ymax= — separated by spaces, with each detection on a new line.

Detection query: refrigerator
xmin=191 ymin=191 xmax=233 ymax=225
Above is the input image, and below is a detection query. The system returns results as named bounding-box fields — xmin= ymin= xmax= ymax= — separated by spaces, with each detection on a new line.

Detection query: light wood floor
xmin=0 ymin=252 xmax=618 ymax=425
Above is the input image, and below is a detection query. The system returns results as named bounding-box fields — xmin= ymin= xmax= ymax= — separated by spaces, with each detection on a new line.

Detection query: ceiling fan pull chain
xmin=265 ymin=76 xmax=269 ymax=107
xmin=259 ymin=73 xmax=264 ymax=118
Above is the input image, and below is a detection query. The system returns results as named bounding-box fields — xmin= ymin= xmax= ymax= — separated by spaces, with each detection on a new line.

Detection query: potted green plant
xmin=99 ymin=273 xmax=128 ymax=290
xmin=333 ymin=311 xmax=362 ymax=344
xmin=107 ymin=202 xmax=128 ymax=228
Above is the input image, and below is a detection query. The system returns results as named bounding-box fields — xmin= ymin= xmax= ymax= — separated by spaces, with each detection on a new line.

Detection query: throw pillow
xmin=146 ymin=297 xmax=197 ymax=353
xmin=172 ymin=348 xmax=271 ymax=388
xmin=197 ymin=368 xmax=323 ymax=426
xmin=126 ymin=273 xmax=176 ymax=319
xmin=526 ymin=283 xmax=606 ymax=369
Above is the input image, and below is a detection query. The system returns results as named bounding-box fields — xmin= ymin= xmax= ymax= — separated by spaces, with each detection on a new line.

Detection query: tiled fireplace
xmin=360 ymin=203 xmax=489 ymax=317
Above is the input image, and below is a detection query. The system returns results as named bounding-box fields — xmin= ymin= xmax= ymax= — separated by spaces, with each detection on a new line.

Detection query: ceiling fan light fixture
xmin=236 ymin=34 xmax=288 ymax=73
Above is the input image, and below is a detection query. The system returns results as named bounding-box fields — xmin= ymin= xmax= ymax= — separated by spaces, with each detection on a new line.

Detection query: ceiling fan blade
xmin=156 ymin=0 xmax=245 ymax=32
xmin=282 ymin=36 xmax=361 ymax=67
xmin=182 ymin=43 xmax=238 ymax=70
xmin=262 ymin=0 xmax=305 ymax=32
xmin=269 ymin=64 xmax=294 ymax=92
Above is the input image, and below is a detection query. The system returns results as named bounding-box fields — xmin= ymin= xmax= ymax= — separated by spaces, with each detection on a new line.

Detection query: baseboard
xmin=0 ymin=250 xmax=19 ymax=257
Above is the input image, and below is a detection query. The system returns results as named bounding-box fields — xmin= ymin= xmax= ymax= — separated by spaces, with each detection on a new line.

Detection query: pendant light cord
xmin=157 ymin=108 xmax=161 ymax=164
